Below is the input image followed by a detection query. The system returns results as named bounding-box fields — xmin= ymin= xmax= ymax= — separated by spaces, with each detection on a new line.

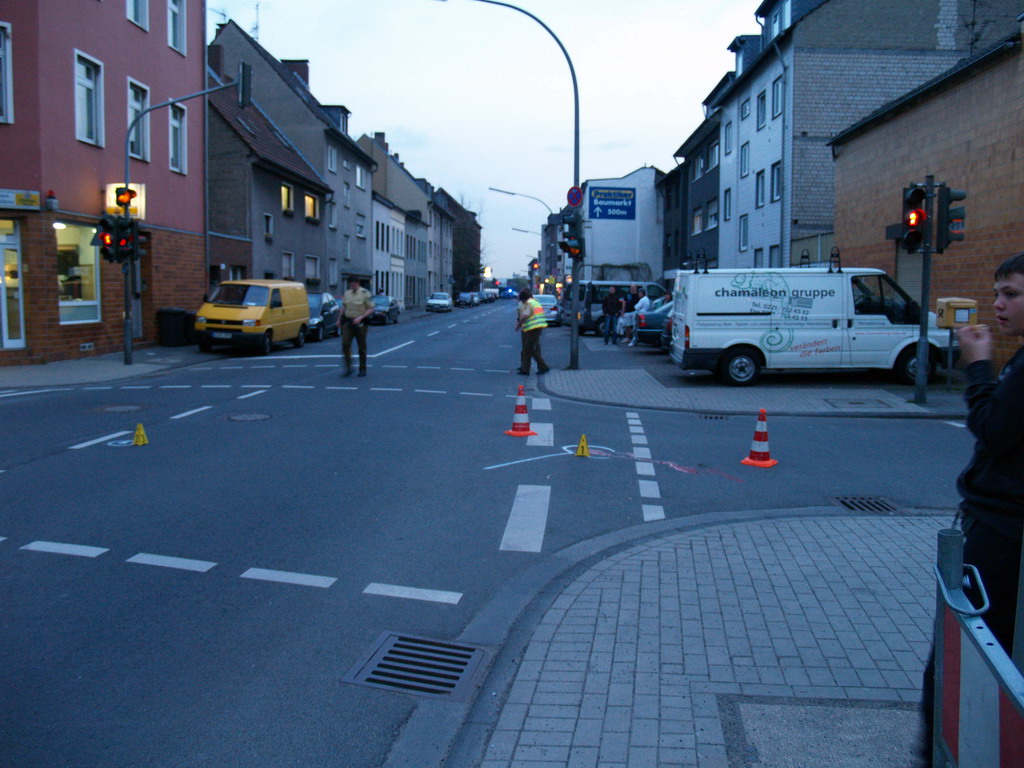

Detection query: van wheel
xmin=894 ymin=346 xmax=934 ymax=385
xmin=259 ymin=332 xmax=273 ymax=356
xmin=718 ymin=347 xmax=762 ymax=386
xmin=293 ymin=326 xmax=306 ymax=348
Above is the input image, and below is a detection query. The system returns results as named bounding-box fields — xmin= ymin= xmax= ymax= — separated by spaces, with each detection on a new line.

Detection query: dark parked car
xmin=305 ymin=292 xmax=341 ymax=342
xmin=370 ymin=295 xmax=401 ymax=324
xmin=659 ymin=315 xmax=673 ymax=352
xmin=634 ymin=299 xmax=673 ymax=345
xmin=456 ymin=292 xmax=476 ymax=307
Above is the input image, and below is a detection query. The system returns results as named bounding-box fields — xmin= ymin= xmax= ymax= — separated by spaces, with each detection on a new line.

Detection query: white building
xmin=371 ymin=193 xmax=406 ymax=306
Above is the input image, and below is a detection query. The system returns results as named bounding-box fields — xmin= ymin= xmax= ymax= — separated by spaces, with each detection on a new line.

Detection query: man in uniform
xmin=341 ymin=277 xmax=374 ymax=377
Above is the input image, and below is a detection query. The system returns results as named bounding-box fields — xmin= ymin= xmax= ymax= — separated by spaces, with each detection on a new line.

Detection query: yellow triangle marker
xmin=575 ymin=434 xmax=590 ymax=457
xmin=133 ymin=423 xmax=149 ymax=446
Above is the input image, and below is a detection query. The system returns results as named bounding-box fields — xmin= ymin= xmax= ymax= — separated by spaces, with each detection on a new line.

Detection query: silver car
xmin=534 ymin=294 xmax=560 ymax=326
xmin=426 ymin=292 xmax=454 ymax=312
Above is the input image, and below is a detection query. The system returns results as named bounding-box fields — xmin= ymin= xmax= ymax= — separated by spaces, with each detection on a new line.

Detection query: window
xmin=282 ymin=251 xmax=295 ymax=279
xmin=280 ymin=184 xmax=293 ymax=214
xmin=355 ymin=213 xmax=366 ymax=237
xmin=769 ymin=244 xmax=781 ymax=267
xmin=754 ymin=247 xmax=765 ymax=267
xmin=127 ymin=80 xmax=150 ymax=160
xmin=328 ymin=201 xmax=337 ymax=229
xmin=0 ymin=24 xmax=12 ymax=123
xmin=739 ymin=214 xmax=749 ymax=251
xmin=344 ymin=234 xmax=352 ymax=260
xmin=740 ymin=98 xmax=750 ymax=120
xmin=167 ymin=0 xmax=185 ymax=53
xmin=708 ymin=141 xmax=719 ymax=170
xmin=706 ymin=198 xmax=719 ymax=229
xmin=772 ymin=76 xmax=783 ymax=118
xmin=343 ymin=182 xmax=351 ymax=207
xmin=329 ymin=258 xmax=338 ymax=286
xmin=723 ymin=188 xmax=732 ymax=222
xmin=304 ymin=194 xmax=319 ymax=222
xmin=740 ymin=142 xmax=750 ymax=177
xmin=771 ymin=9 xmax=782 ymax=38
xmin=355 ymin=164 xmax=366 ymax=189
xmin=327 ymin=145 xmax=337 ymax=173
xmin=169 ymin=104 xmax=186 ymax=173
xmin=263 ymin=214 xmax=273 ymax=240
xmin=304 ymin=255 xmax=319 ymax=283
xmin=691 ymin=207 xmax=703 ymax=235
xmin=57 ymin=222 xmax=101 ymax=324
xmin=756 ymin=91 xmax=766 ymax=129
xmin=770 ymin=162 xmax=782 ymax=202
xmin=75 ymin=52 xmax=103 ymax=145
xmin=755 ymin=170 xmax=765 ymax=208
xmin=127 ymin=0 xmax=148 ymax=28
xmin=723 ymin=121 xmax=732 ymax=154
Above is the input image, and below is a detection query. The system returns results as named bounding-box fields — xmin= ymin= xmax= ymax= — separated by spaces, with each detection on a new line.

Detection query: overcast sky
xmin=207 ymin=0 xmax=761 ymax=279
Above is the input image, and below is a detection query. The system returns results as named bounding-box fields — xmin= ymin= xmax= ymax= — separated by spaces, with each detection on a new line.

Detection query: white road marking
xmin=643 ymin=504 xmax=666 ymax=521
xmin=626 ymin=412 xmax=639 ymax=418
xmin=638 ymin=480 xmax=661 ymax=498
xmin=370 ymin=387 xmax=401 ymax=392
xmin=221 ymin=366 xmax=244 ymax=369
xmin=527 ymin=423 xmax=554 ymax=447
xmin=635 ymin=462 xmax=656 ymax=476
xmin=633 ymin=447 xmax=652 ymax=459
xmin=240 ymin=567 xmax=336 ymax=588
xmin=363 ymin=582 xmax=462 ymax=605
xmin=21 ymin=540 xmax=108 ymax=558
xmin=485 ymin=369 xmax=508 ymax=373
xmin=499 ymin=484 xmax=550 ymax=552
xmin=201 ymin=384 xmax=231 ymax=389
xmin=171 ymin=406 xmax=212 ymax=420
xmin=70 ymin=431 xmax=132 ymax=450
xmin=415 ymin=389 xmax=447 ymax=394
xmin=629 ymin=426 xmax=645 ymax=434
xmin=532 ymin=398 xmax=551 ymax=410
xmin=126 ymin=553 xmax=217 ymax=572
xmin=237 ymin=390 xmax=267 ymax=400
xmin=121 ymin=386 xmax=151 ymax=390
xmin=160 ymin=385 xmax=192 ymax=389
xmin=282 ymin=385 xmax=314 ymax=389
xmin=83 ymin=386 xmax=114 ymax=390
xmin=0 ymin=389 xmax=61 ymax=399
xmin=315 ymin=364 xmax=335 ymax=368
xmin=368 ymin=340 xmax=414 ymax=358
xmin=452 ymin=367 xmax=474 ymax=371
xmin=631 ymin=434 xmax=649 ymax=445
xmin=283 ymin=364 xmax=307 ymax=368
xmin=327 ymin=386 xmax=358 ymax=391
xmin=383 ymin=364 xmax=407 ymax=369
xmin=945 ymin=421 xmax=966 ymax=428
xmin=417 ymin=365 xmax=442 ymax=369
xmin=459 ymin=391 xmax=492 ymax=397
xmin=251 ymin=365 xmax=275 ymax=369
xmin=428 ymin=331 xmax=440 ymax=337
xmin=240 ymin=384 xmax=272 ymax=388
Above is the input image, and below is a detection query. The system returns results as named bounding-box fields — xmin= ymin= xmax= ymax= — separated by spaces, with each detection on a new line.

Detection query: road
xmin=0 ymin=302 xmax=972 ymax=767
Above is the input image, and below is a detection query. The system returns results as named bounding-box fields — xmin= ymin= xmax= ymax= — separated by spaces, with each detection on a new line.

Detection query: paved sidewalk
xmin=461 ymin=511 xmax=941 ymax=768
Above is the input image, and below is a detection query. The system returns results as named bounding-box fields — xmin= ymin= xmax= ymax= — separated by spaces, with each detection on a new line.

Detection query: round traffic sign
xmin=567 ymin=186 xmax=583 ymax=207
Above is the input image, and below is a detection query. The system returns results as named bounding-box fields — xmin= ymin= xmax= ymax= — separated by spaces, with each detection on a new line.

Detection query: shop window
xmin=56 ymin=222 xmax=101 ymax=323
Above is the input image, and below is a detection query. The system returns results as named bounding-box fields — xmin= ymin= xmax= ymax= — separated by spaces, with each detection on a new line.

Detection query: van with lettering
xmin=194 ymin=279 xmax=309 ymax=356
xmin=669 ymin=266 xmax=953 ymax=385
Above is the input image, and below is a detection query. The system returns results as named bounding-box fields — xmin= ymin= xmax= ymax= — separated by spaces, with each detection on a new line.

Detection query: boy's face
xmin=993 ymin=272 xmax=1024 ymax=337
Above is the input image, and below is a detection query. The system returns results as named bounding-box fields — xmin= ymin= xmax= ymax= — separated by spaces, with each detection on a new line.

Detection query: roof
xmin=208 ymin=78 xmax=331 ymax=194
xmin=674 ymin=114 xmax=722 ymax=159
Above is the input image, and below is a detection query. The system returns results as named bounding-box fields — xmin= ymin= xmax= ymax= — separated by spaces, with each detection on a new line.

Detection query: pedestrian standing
xmin=628 ymin=289 xmax=650 ymax=346
xmin=622 ymin=284 xmax=641 ymax=343
xmin=602 ymin=285 xmax=624 ymax=345
xmin=919 ymin=251 xmax=1024 ymax=764
xmin=515 ymin=288 xmax=550 ymax=375
xmin=340 ymin=277 xmax=374 ymax=377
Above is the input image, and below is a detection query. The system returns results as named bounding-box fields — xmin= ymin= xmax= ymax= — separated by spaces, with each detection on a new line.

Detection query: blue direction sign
xmin=589 ymin=187 xmax=635 ymax=220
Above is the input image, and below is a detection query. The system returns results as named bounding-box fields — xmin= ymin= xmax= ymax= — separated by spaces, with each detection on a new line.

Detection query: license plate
xmin=212 ymin=332 xmax=231 ymax=339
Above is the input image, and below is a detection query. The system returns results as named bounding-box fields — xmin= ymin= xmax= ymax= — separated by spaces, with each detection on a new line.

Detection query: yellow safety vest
xmin=522 ymin=298 xmax=548 ymax=331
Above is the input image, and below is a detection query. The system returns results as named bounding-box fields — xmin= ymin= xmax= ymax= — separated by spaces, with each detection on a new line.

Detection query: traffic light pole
xmin=913 ymin=175 xmax=936 ymax=405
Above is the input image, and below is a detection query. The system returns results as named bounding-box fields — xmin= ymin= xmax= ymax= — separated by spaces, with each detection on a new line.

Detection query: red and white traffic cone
xmin=504 ymin=384 xmax=538 ymax=437
xmin=741 ymin=409 xmax=778 ymax=467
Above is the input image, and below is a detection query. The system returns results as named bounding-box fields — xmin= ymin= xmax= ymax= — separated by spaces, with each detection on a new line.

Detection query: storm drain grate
xmin=342 ymin=632 xmax=488 ymax=700
xmin=832 ymin=495 xmax=902 ymax=514
xmin=699 ymin=414 xmax=728 ymax=420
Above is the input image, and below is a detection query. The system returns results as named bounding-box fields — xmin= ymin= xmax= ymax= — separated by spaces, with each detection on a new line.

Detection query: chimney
xmin=374 ymin=132 xmax=388 ymax=151
xmin=208 ymin=44 xmax=224 ymax=77
xmin=282 ymin=59 xmax=309 ymax=86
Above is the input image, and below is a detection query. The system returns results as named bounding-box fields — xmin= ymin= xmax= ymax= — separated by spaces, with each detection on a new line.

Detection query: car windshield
xmin=535 ymin=295 xmax=556 ymax=306
xmin=373 ymin=296 xmax=390 ymax=307
xmin=307 ymin=294 xmax=322 ymax=310
xmin=210 ymin=284 xmax=269 ymax=307
xmin=459 ymin=293 xmax=472 ymax=299
xmin=430 ymin=293 xmax=449 ymax=300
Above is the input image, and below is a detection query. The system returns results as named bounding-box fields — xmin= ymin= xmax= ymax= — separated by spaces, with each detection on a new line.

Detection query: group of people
xmin=601 ymin=283 xmax=650 ymax=346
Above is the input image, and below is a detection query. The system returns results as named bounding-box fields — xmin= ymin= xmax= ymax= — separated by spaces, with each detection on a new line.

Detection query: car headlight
xmin=309 ymin=317 xmax=321 ymax=326
xmin=242 ymin=318 xmax=256 ymax=326
xmin=195 ymin=315 xmax=206 ymax=324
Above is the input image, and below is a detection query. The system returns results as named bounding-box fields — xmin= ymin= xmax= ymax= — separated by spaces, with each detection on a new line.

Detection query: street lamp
xmin=489 ymin=187 xmax=553 ymax=214
xmin=434 ymin=0 xmax=582 ymax=367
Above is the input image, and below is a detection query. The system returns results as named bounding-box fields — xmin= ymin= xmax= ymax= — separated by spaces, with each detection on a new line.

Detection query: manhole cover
xmin=832 ymin=496 xmax=901 ymax=513
xmin=103 ymin=405 xmax=142 ymax=413
xmin=342 ymin=632 xmax=488 ymax=700
xmin=227 ymin=413 xmax=271 ymax=421
xmin=823 ymin=398 xmax=893 ymax=409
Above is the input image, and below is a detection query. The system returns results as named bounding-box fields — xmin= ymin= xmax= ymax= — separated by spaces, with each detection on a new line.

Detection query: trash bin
xmin=156 ymin=307 xmax=188 ymax=347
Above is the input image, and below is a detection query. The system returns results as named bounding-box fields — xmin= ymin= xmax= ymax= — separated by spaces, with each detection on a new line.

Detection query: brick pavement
xmin=474 ymin=514 xmax=943 ymax=768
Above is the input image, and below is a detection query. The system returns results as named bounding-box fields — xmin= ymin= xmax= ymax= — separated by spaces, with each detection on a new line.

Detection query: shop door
xmin=0 ymin=219 xmax=25 ymax=349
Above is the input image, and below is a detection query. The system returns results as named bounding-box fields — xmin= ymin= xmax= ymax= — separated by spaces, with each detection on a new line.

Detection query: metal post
xmin=946 ymin=327 xmax=954 ymax=391
xmin=933 ymin=528 xmax=964 ymax=766
xmin=914 ymin=175 xmax=935 ymax=405
xmin=1014 ymin=531 xmax=1024 ymax=672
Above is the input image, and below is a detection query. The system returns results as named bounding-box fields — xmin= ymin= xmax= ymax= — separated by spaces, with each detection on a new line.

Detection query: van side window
xmin=851 ymin=276 xmax=918 ymax=324
xmin=271 ymin=289 xmax=282 ymax=308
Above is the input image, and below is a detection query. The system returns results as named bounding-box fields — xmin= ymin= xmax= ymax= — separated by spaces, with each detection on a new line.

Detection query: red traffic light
xmin=906 ymin=208 xmax=925 ymax=227
xmin=115 ymin=187 xmax=137 ymax=207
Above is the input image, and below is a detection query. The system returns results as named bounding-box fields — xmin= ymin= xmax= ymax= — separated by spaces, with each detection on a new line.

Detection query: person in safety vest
xmin=514 ymin=289 xmax=550 ymax=375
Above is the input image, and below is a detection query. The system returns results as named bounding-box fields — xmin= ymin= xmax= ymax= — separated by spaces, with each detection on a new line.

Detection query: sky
xmin=206 ymin=0 xmax=761 ymax=279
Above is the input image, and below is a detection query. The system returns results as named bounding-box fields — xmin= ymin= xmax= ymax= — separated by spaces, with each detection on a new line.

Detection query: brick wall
xmin=833 ymin=41 xmax=1024 ymax=363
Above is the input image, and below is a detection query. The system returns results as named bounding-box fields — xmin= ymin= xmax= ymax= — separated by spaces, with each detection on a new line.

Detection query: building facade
xmin=1 ymin=0 xmax=206 ymax=364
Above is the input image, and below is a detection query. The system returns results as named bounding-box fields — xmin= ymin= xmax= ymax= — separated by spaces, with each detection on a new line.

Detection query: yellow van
xmin=194 ymin=280 xmax=309 ymax=355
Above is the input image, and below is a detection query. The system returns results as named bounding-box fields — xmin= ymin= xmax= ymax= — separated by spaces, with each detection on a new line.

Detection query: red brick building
xmin=831 ymin=22 xmax=1024 ymax=363
xmin=0 ymin=1 xmax=206 ymax=364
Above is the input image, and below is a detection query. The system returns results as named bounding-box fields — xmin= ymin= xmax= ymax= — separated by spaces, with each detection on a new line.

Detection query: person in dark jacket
xmin=601 ymin=286 xmax=624 ymax=345
xmin=919 ymin=251 xmax=1024 ymax=765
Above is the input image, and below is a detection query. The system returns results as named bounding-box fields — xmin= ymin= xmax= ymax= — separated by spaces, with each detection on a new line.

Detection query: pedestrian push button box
xmin=936 ymin=297 xmax=978 ymax=329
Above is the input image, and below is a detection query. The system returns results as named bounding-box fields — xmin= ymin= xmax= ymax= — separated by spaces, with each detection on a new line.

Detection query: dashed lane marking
xmin=126 ymin=553 xmax=217 ymax=572
xmin=237 ymin=390 xmax=268 ymax=400
xmin=633 ymin=447 xmax=652 ymax=459
xmin=459 ymin=391 xmax=492 ymax=397
xmin=239 ymin=567 xmax=337 ymax=589
xmin=363 ymin=582 xmax=462 ymax=605
xmin=642 ymin=505 xmax=666 ymax=522
xmin=635 ymin=462 xmax=656 ymax=476
xmin=171 ymin=405 xmax=212 ymax=420
xmin=631 ymin=434 xmax=648 ymax=445
xmin=415 ymin=389 xmax=447 ymax=394
xmin=531 ymin=398 xmax=551 ymax=410
xmin=499 ymin=484 xmax=550 ymax=553
xmin=638 ymin=480 xmax=661 ymax=498
xmin=282 ymin=385 xmax=314 ymax=389
xmin=21 ymin=540 xmax=108 ymax=558
xmin=70 ymin=431 xmax=132 ymax=450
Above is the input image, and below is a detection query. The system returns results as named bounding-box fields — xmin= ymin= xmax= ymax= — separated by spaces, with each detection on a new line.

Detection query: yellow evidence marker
xmin=133 ymin=423 xmax=149 ymax=446
xmin=575 ymin=434 xmax=590 ymax=457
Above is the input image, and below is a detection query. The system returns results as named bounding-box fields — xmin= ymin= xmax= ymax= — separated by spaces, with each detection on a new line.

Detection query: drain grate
xmin=342 ymin=632 xmax=488 ymax=700
xmin=699 ymin=414 xmax=728 ymax=420
xmin=832 ymin=496 xmax=901 ymax=514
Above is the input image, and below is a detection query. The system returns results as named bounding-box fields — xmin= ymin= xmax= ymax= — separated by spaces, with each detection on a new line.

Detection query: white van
xmin=669 ymin=266 xmax=953 ymax=385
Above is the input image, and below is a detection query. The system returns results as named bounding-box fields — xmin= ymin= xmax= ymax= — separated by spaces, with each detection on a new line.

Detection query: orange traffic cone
xmin=505 ymin=385 xmax=538 ymax=437
xmin=741 ymin=409 xmax=778 ymax=467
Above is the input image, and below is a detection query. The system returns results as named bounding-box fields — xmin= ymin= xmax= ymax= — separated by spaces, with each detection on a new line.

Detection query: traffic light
xmin=558 ymin=214 xmax=584 ymax=260
xmin=901 ymin=185 xmax=927 ymax=252
xmin=530 ymin=258 xmax=539 ymax=272
xmin=934 ymin=186 xmax=966 ymax=252
xmin=95 ymin=215 xmax=117 ymax=262
xmin=115 ymin=186 xmax=137 ymax=209
xmin=115 ymin=217 xmax=138 ymax=262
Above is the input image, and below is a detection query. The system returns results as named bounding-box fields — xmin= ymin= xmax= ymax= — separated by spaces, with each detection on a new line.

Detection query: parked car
xmin=659 ymin=316 xmax=673 ymax=352
xmin=305 ymin=292 xmax=341 ymax=342
xmin=370 ymin=294 xmax=401 ymax=325
xmin=456 ymin=292 xmax=476 ymax=307
xmin=426 ymin=292 xmax=454 ymax=312
xmin=533 ymin=294 xmax=560 ymax=326
xmin=634 ymin=300 xmax=673 ymax=345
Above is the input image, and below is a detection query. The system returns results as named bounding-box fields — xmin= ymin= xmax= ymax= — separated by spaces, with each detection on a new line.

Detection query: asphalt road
xmin=0 ymin=303 xmax=972 ymax=767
